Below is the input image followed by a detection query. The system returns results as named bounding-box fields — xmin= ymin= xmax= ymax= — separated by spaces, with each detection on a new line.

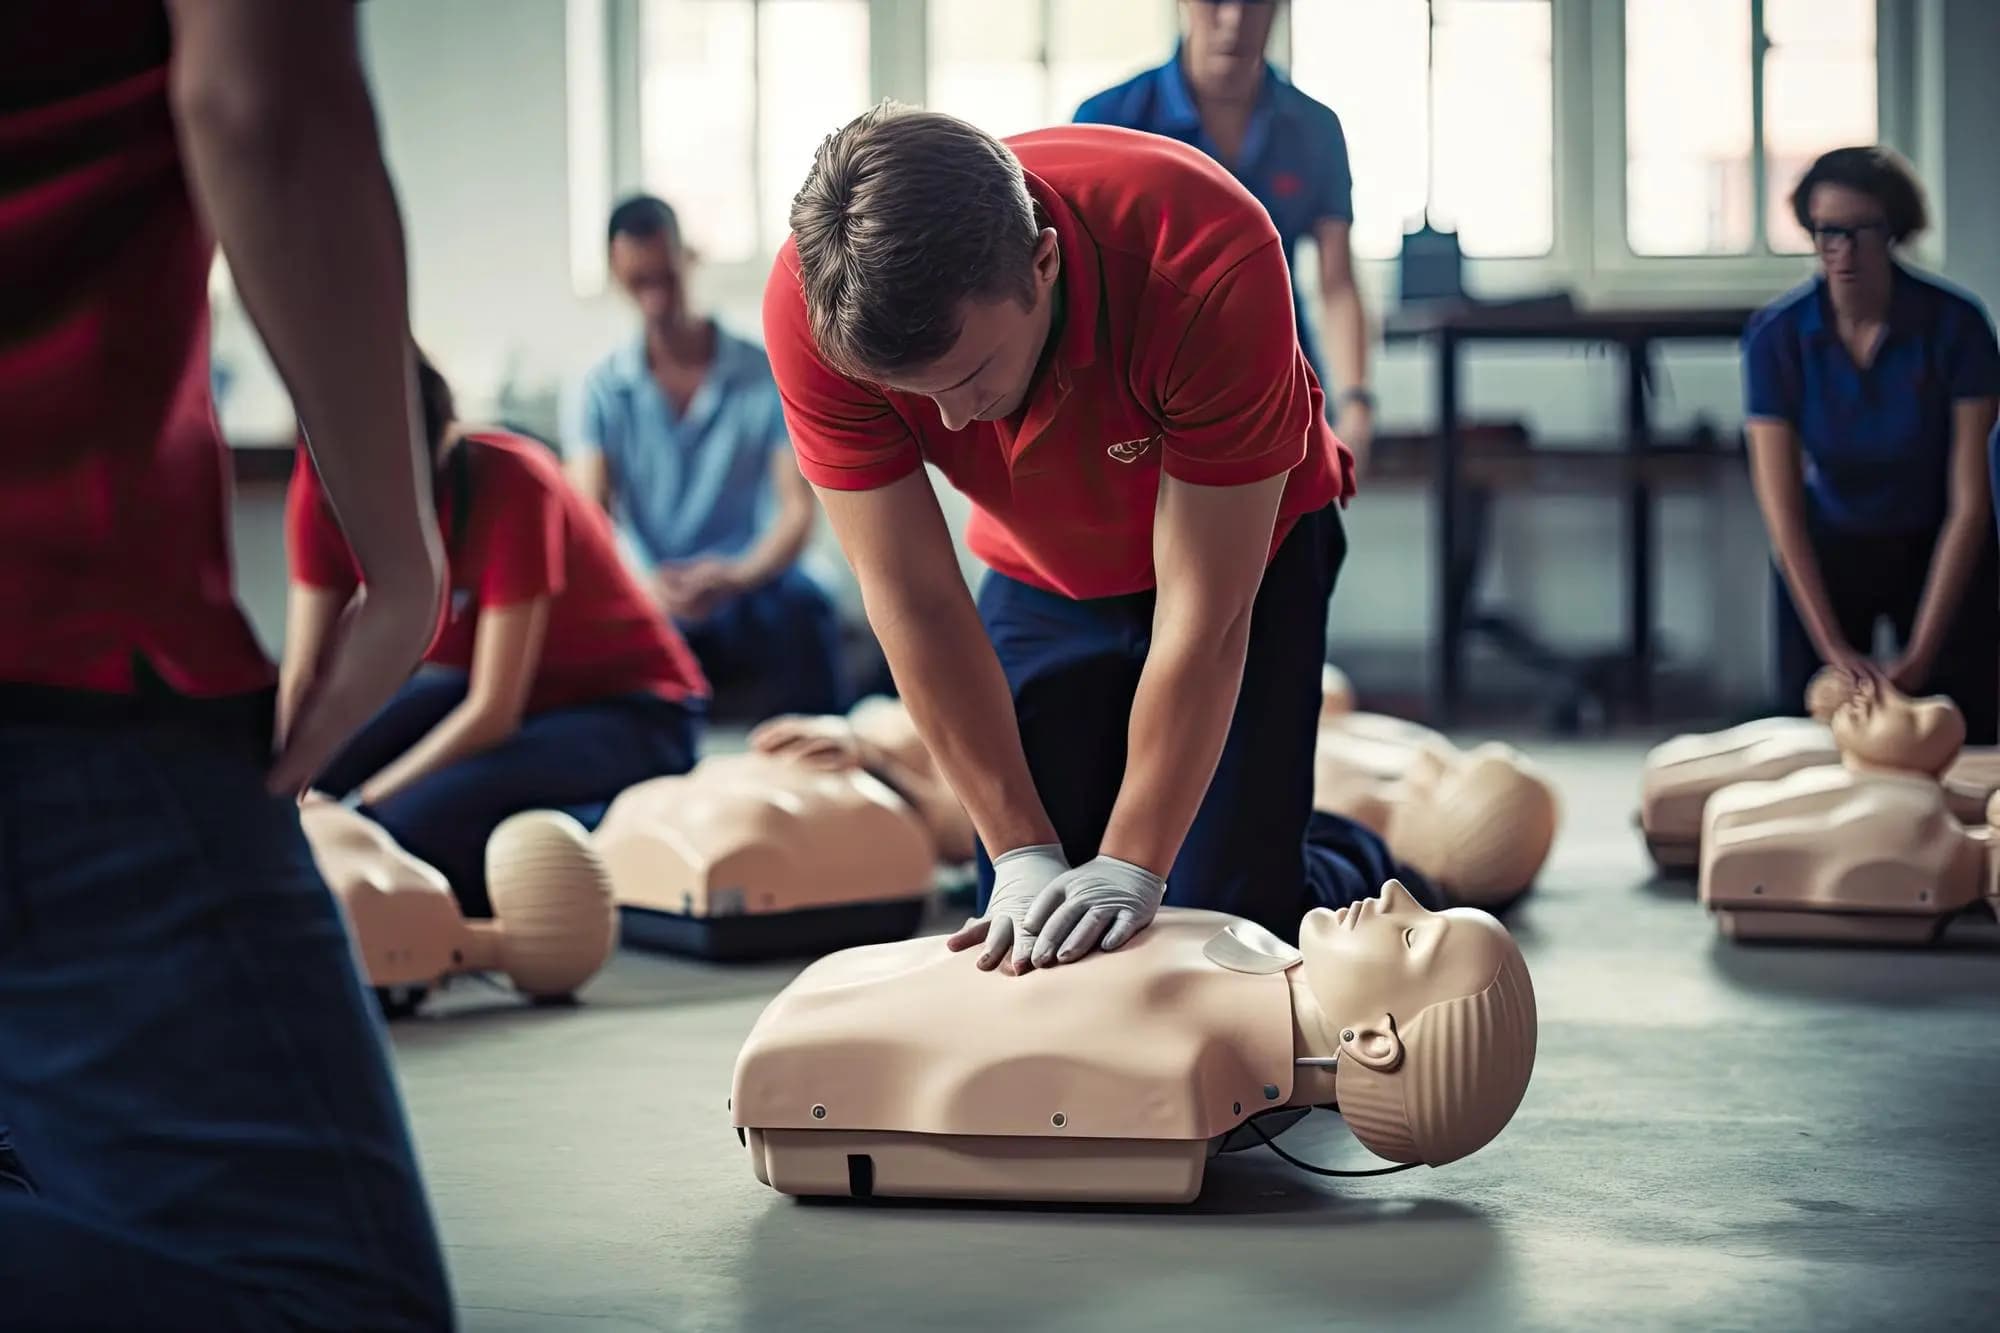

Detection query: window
xmin=1625 ymin=0 xmax=1876 ymax=257
xmin=637 ymin=0 xmax=871 ymax=266
xmin=926 ymin=0 xmax=1174 ymax=141
xmin=1289 ymin=0 xmax=1554 ymax=261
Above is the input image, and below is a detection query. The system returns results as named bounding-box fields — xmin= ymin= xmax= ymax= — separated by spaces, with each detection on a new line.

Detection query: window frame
xmin=570 ymin=0 xmax=1915 ymax=310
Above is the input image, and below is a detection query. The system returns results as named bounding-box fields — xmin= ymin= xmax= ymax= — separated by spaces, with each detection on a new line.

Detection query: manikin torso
xmin=1640 ymin=717 xmax=1842 ymax=849
xmin=595 ymin=751 xmax=938 ymax=917
xmin=731 ymin=911 xmax=1298 ymax=1142
xmin=302 ymin=800 xmax=467 ymax=985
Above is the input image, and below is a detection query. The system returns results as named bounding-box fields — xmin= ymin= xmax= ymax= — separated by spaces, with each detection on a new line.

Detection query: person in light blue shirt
xmin=565 ymin=196 xmax=845 ymax=719
xmin=1075 ymin=0 xmax=1375 ymax=469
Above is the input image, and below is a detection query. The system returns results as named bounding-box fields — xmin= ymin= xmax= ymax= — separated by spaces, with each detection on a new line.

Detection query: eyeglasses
xmin=1809 ymin=221 xmax=1889 ymax=251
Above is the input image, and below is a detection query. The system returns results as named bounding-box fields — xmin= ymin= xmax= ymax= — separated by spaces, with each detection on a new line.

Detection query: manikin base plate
xmin=618 ymin=898 xmax=927 ymax=962
xmin=1713 ymin=908 xmax=1949 ymax=945
xmin=744 ymin=1127 xmax=1211 ymax=1204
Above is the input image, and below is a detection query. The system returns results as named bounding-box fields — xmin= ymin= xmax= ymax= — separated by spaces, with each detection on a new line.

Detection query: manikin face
xmin=1180 ymin=1 xmax=1279 ymax=95
xmin=874 ymin=229 xmax=1063 ymax=432
xmin=1806 ymin=182 xmax=1894 ymax=292
xmin=1297 ymin=880 xmax=1516 ymax=1069
xmin=1830 ymin=677 xmax=1964 ymax=774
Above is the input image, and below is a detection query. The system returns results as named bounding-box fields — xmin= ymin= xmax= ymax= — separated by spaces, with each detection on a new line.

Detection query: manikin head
xmin=1179 ymin=1 xmax=1279 ymax=101
xmin=1815 ymin=670 xmax=1965 ymax=777
xmin=788 ymin=103 xmax=1061 ymax=431
xmin=1385 ymin=745 xmax=1560 ymax=907
xmin=1791 ymin=146 xmax=1926 ymax=296
xmin=608 ymin=194 xmax=694 ymax=337
xmin=1294 ymin=881 xmax=1537 ymax=1166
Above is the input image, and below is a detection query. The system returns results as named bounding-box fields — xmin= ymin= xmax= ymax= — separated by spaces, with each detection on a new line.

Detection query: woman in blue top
xmin=1743 ymin=147 xmax=2000 ymax=743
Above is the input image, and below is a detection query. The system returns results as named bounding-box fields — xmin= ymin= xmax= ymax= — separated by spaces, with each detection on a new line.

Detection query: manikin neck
xmin=1284 ymin=967 xmax=1343 ymax=1110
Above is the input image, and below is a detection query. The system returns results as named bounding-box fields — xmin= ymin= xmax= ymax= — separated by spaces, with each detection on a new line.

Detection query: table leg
xmin=1432 ymin=331 xmax=1463 ymax=727
xmin=1625 ymin=338 xmax=1654 ymax=721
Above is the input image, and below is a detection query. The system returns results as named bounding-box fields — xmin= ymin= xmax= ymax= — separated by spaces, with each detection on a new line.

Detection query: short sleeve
xmin=761 ymin=246 xmax=922 ymax=492
xmin=283 ymin=445 xmax=361 ymax=594
xmin=1151 ymin=241 xmax=1317 ymax=487
xmin=469 ymin=458 xmax=566 ymax=608
xmin=1742 ymin=312 xmax=1799 ymax=423
xmin=1072 ymin=90 xmax=1124 ymax=126
xmin=559 ymin=369 xmax=610 ymax=461
xmin=1944 ymin=300 xmax=2000 ymax=400
xmin=1307 ymin=109 xmax=1355 ymax=226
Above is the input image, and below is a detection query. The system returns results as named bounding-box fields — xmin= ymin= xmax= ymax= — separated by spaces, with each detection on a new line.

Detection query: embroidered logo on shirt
xmin=1107 ymin=435 xmax=1158 ymax=464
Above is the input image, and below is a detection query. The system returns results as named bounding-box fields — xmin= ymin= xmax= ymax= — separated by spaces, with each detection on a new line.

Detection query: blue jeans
xmin=0 ymin=705 xmax=451 ymax=1331
xmin=316 ymin=675 xmax=699 ymax=916
xmin=681 ymin=566 xmax=847 ymax=720
xmin=972 ymin=505 xmax=1428 ymax=941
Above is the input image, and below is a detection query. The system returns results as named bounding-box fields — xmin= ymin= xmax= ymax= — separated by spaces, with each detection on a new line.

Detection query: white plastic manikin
xmin=1312 ymin=676 xmax=1559 ymax=908
xmin=731 ymin=880 xmax=1537 ymax=1204
xmin=1698 ymin=673 xmax=2000 ymax=944
xmin=303 ymin=802 xmax=618 ymax=1014
xmin=1637 ymin=668 xmax=2000 ymax=872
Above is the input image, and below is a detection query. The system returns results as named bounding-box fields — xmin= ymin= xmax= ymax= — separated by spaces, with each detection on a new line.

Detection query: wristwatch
xmin=1336 ymin=386 xmax=1376 ymax=412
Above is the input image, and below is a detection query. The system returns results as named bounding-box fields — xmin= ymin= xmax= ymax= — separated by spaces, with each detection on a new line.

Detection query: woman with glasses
xmin=1743 ymin=146 xmax=2000 ymax=743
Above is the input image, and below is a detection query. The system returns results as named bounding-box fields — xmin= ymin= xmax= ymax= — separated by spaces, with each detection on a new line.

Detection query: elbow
xmin=170 ymin=67 xmax=313 ymax=170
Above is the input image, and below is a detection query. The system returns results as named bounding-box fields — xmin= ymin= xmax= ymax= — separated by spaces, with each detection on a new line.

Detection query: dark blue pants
xmin=972 ymin=506 xmax=1431 ymax=942
xmin=1772 ymin=515 xmax=1999 ymax=745
xmin=317 ymin=674 xmax=698 ymax=916
xmin=0 ymin=707 xmax=451 ymax=1332
xmin=681 ymin=566 xmax=847 ymax=720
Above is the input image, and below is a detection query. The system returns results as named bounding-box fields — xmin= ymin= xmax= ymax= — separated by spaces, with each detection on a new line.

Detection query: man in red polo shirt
xmin=766 ymin=105 xmax=1389 ymax=974
xmin=1 ymin=1 xmax=451 ymax=1328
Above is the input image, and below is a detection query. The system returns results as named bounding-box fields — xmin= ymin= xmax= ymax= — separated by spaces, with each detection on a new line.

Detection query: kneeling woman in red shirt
xmin=282 ymin=351 xmax=709 ymax=915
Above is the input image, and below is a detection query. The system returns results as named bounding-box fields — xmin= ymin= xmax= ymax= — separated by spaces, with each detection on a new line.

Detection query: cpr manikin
xmin=302 ymin=802 xmax=617 ymax=1017
xmin=731 ymin=880 xmax=1537 ymax=1204
xmin=1699 ymin=673 xmax=2000 ymax=944
xmin=1637 ymin=669 xmax=1999 ymax=873
xmin=1312 ymin=681 xmax=1559 ymax=909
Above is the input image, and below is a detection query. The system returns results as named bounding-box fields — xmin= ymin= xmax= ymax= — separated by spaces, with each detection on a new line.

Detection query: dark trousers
xmin=971 ymin=506 xmax=1425 ymax=942
xmin=1773 ymin=518 xmax=1999 ymax=745
xmin=0 ymin=707 xmax=451 ymax=1332
xmin=317 ymin=674 xmax=697 ymax=916
xmin=681 ymin=566 xmax=847 ymax=721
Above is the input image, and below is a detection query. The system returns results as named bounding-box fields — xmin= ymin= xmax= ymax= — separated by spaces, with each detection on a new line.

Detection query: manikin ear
xmin=1339 ymin=1012 xmax=1405 ymax=1073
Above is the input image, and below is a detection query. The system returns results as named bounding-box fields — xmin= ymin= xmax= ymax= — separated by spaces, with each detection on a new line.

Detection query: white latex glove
xmin=945 ymin=844 xmax=1071 ymax=974
xmin=1024 ymin=855 xmax=1167 ymax=968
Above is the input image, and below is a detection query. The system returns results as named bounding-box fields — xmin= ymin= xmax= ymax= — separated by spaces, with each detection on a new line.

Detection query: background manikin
xmin=731 ymin=880 xmax=1536 ymax=1204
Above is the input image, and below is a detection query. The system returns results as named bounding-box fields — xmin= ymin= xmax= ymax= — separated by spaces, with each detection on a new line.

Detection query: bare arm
xmin=277 ymin=584 xmax=350 ymax=743
xmin=168 ymin=0 xmax=440 ymax=597
xmin=1903 ymin=397 xmax=2000 ymax=677
xmin=1314 ymin=219 xmax=1372 ymax=469
xmin=358 ymin=598 xmax=551 ymax=807
xmin=1097 ymin=473 xmax=1288 ymax=874
xmin=567 ymin=451 xmax=611 ymax=510
xmin=726 ymin=451 xmax=817 ymax=590
xmin=813 ymin=472 xmax=1057 ymax=856
xmin=1746 ymin=419 xmax=1863 ymax=671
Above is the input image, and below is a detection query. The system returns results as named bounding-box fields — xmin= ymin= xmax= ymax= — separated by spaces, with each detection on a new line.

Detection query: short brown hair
xmin=1790 ymin=146 xmax=1929 ymax=244
xmin=787 ymin=102 xmax=1040 ymax=377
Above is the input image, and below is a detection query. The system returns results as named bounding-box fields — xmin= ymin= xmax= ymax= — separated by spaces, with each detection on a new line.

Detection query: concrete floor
xmin=389 ymin=741 xmax=2000 ymax=1333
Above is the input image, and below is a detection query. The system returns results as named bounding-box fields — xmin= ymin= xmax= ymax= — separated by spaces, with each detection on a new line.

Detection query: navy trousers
xmin=972 ymin=505 xmax=1433 ymax=942
xmin=680 ymin=566 xmax=847 ymax=720
xmin=316 ymin=675 xmax=698 ymax=916
xmin=1772 ymin=516 xmax=1999 ymax=745
xmin=0 ymin=704 xmax=451 ymax=1332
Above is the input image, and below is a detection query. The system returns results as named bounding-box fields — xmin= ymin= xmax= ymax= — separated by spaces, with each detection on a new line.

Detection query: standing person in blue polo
xmin=1076 ymin=0 xmax=1375 ymax=468
xmin=1744 ymin=146 xmax=2000 ymax=743
xmin=565 ymin=195 xmax=846 ymax=718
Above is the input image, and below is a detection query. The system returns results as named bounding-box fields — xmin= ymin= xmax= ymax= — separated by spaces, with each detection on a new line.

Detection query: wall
xmin=227 ymin=0 xmax=1998 ymax=713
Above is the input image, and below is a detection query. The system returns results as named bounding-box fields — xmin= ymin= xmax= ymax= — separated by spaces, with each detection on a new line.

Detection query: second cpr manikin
xmin=731 ymin=880 xmax=1537 ymax=1204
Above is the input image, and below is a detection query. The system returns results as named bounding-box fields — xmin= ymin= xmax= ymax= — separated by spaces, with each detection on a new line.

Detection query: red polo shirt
xmin=763 ymin=123 xmax=1354 ymax=601
xmin=286 ymin=431 xmax=708 ymax=714
xmin=0 ymin=7 xmax=272 ymax=696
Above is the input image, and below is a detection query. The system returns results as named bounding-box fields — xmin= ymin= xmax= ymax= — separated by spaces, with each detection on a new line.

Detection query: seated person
xmin=565 ymin=195 xmax=845 ymax=720
xmin=1314 ymin=701 xmax=1559 ymax=909
xmin=750 ymin=696 xmax=977 ymax=864
xmin=283 ymin=350 xmax=709 ymax=917
xmin=1701 ymin=671 xmax=1997 ymax=938
xmin=732 ymin=880 xmax=1538 ymax=1202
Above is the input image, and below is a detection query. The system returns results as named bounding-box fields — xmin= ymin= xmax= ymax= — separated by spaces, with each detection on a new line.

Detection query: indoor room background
xmin=214 ymin=0 xmax=2000 ymax=719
